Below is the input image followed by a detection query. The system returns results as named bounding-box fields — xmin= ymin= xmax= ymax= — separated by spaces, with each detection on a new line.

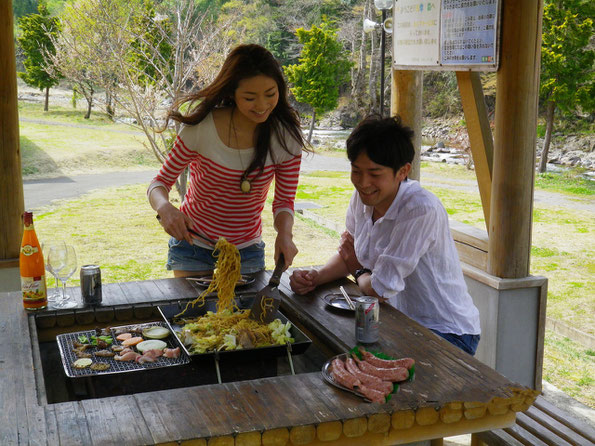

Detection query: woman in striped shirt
xmin=148 ymin=44 xmax=306 ymax=277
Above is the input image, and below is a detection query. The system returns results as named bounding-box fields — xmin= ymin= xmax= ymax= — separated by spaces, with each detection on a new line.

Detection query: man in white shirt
xmin=290 ymin=115 xmax=481 ymax=355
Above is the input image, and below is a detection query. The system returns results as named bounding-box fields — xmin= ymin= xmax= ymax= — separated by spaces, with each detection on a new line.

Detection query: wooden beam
xmin=391 ymin=69 xmax=423 ymax=181
xmin=489 ymin=0 xmax=543 ymax=278
xmin=0 ymin=0 xmax=24 ymax=262
xmin=456 ymin=71 xmax=494 ymax=231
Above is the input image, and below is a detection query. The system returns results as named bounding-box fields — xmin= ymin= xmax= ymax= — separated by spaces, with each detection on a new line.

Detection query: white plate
xmin=186 ymin=275 xmax=255 ymax=288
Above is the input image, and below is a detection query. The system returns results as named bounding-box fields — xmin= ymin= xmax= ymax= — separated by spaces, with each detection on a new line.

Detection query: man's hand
xmin=338 ymin=231 xmax=361 ymax=275
xmin=289 ymin=269 xmax=319 ymax=295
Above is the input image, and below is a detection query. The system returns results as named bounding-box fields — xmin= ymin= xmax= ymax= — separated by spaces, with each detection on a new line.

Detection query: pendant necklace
xmin=229 ymin=108 xmax=252 ymax=194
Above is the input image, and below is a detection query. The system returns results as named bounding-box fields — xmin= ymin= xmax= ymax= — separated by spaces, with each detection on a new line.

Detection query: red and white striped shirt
xmin=148 ymin=112 xmax=302 ymax=247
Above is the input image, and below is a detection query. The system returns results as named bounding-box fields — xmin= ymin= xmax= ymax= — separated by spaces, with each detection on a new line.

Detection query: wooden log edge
xmin=181 ymin=388 xmax=539 ymax=445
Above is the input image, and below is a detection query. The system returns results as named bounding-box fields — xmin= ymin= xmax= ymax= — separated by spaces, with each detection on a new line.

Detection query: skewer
xmin=339 ymin=286 xmax=356 ymax=310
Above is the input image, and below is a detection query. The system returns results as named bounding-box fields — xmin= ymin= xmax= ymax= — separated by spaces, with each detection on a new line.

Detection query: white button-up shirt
xmin=346 ymin=179 xmax=481 ymax=335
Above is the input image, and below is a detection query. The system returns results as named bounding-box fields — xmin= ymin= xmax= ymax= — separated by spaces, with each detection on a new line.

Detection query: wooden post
xmin=488 ymin=0 xmax=543 ymax=278
xmin=0 ymin=0 xmax=24 ymax=267
xmin=456 ymin=71 xmax=494 ymax=231
xmin=391 ymin=69 xmax=423 ymax=181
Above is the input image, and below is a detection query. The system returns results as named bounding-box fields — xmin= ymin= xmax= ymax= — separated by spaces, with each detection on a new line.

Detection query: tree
xmin=17 ymin=1 xmax=61 ymax=111
xmin=285 ymin=17 xmax=351 ymax=143
xmin=538 ymin=0 xmax=594 ymax=172
xmin=13 ymin=0 xmax=38 ymax=19
xmin=49 ymin=0 xmax=240 ymax=196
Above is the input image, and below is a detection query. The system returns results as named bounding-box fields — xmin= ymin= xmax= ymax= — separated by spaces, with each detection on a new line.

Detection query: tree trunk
xmin=84 ymin=87 xmax=94 ymax=119
xmin=44 ymin=86 xmax=49 ymax=112
xmin=538 ymin=101 xmax=555 ymax=173
xmin=307 ymin=109 xmax=316 ymax=144
xmin=105 ymin=90 xmax=115 ymax=120
xmin=351 ymin=0 xmax=369 ymax=107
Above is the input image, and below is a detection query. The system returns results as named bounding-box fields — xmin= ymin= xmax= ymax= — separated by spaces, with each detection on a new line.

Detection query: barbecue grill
xmin=56 ymin=322 xmax=190 ymax=378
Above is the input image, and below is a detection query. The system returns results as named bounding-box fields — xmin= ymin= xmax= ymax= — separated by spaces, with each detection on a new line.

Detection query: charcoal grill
xmin=56 ymin=322 xmax=190 ymax=378
xmin=158 ymin=292 xmax=312 ymax=383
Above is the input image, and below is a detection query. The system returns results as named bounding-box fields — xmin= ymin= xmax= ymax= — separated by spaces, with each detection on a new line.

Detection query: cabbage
xmin=269 ymin=320 xmax=294 ymax=345
xmin=223 ymin=334 xmax=237 ymax=350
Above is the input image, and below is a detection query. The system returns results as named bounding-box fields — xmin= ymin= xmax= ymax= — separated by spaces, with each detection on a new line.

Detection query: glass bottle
xmin=20 ymin=211 xmax=47 ymax=310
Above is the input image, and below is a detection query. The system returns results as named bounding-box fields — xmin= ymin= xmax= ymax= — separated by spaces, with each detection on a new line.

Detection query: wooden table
xmin=0 ymin=271 xmax=538 ymax=445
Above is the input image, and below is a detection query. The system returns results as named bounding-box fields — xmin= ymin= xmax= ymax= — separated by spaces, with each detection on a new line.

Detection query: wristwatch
xmin=353 ymin=268 xmax=372 ymax=281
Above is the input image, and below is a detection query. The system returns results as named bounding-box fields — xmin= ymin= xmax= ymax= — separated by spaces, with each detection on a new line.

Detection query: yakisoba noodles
xmin=173 ymin=238 xmax=294 ymax=353
xmin=175 ymin=237 xmax=241 ymax=318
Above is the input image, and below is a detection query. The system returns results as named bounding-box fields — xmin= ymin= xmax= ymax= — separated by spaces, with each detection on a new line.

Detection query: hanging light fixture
xmin=374 ymin=0 xmax=393 ymax=10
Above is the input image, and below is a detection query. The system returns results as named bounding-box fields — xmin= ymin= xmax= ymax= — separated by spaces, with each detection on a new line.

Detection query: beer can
xmin=355 ymin=296 xmax=379 ymax=344
xmin=80 ymin=264 xmax=102 ymax=305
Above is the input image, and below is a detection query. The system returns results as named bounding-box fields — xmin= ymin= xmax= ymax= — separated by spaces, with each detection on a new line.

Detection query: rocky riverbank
xmin=317 ymin=111 xmax=594 ymax=175
xmin=421 ymin=117 xmax=595 ymax=174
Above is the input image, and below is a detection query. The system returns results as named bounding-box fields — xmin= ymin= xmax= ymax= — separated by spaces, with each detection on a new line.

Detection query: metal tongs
xmin=339 ymin=286 xmax=356 ymax=310
xmin=156 ymin=215 xmax=215 ymax=246
xmin=249 ymin=253 xmax=285 ymax=324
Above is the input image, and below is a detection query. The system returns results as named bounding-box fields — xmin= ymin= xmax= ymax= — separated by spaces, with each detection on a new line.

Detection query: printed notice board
xmin=393 ymin=0 xmax=501 ymax=71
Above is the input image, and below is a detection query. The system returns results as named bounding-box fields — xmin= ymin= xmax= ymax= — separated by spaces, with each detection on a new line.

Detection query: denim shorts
xmin=431 ymin=329 xmax=480 ymax=356
xmin=166 ymin=238 xmax=265 ymax=275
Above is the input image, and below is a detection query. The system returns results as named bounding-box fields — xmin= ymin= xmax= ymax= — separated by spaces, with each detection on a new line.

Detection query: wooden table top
xmin=0 ymin=272 xmax=538 ymax=445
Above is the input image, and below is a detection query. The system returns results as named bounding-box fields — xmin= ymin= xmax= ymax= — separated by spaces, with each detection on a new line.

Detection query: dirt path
xmin=24 ymin=152 xmax=594 ymax=214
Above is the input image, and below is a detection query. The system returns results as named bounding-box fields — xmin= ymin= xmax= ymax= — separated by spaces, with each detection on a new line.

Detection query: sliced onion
xmin=136 ymin=339 xmax=167 ymax=353
xmin=142 ymin=326 xmax=171 ymax=339
xmin=73 ymin=358 xmax=93 ymax=369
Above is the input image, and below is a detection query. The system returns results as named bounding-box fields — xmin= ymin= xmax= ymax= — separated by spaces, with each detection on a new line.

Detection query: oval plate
xmin=323 ymin=293 xmax=361 ymax=311
xmin=321 ymin=353 xmax=372 ymax=402
xmin=186 ymin=275 xmax=255 ymax=288
xmin=321 ymin=351 xmax=404 ymax=403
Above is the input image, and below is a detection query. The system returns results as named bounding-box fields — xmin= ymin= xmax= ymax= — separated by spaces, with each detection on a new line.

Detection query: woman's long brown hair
xmin=165 ymin=44 xmax=306 ymax=180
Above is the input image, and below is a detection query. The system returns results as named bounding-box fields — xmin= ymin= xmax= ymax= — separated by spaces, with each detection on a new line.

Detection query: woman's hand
xmin=275 ymin=233 xmax=298 ymax=270
xmin=338 ymin=231 xmax=361 ymax=275
xmin=157 ymin=203 xmax=194 ymax=244
xmin=273 ymin=212 xmax=297 ymax=269
xmin=289 ymin=269 xmax=318 ymax=295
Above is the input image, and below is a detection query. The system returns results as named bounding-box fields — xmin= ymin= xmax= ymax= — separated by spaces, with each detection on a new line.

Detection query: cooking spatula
xmin=249 ymin=253 xmax=285 ymax=324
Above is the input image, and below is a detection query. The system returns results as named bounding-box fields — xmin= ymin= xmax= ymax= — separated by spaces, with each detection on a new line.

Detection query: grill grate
xmin=56 ymin=322 xmax=189 ymax=378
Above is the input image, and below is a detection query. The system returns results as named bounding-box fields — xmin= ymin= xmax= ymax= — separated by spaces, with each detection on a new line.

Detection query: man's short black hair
xmin=346 ymin=114 xmax=415 ymax=172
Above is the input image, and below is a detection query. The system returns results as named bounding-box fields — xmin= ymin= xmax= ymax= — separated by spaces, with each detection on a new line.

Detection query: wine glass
xmin=48 ymin=244 xmax=78 ymax=309
xmin=42 ymin=240 xmax=66 ymax=302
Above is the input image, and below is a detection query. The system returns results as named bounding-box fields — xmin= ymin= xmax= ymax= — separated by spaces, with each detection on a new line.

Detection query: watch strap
xmin=353 ymin=268 xmax=372 ymax=280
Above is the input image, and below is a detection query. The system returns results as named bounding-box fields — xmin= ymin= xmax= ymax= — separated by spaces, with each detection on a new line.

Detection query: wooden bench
xmin=471 ymin=395 xmax=595 ymax=446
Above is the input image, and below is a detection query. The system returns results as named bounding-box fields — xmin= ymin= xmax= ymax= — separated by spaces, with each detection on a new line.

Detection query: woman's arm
xmin=147 ymin=131 xmax=197 ymax=244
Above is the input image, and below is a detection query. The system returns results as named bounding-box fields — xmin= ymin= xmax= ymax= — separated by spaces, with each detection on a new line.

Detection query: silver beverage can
xmin=355 ymin=296 xmax=379 ymax=344
xmin=80 ymin=264 xmax=102 ymax=305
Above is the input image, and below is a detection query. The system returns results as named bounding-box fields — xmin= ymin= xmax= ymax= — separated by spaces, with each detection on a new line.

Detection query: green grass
xmin=536 ymin=171 xmax=595 ymax=196
xmin=543 ymin=331 xmax=595 ymax=403
xmin=19 ymin=103 xmax=159 ymax=178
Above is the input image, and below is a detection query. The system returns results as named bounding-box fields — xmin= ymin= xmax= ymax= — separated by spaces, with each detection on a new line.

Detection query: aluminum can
xmin=80 ymin=264 xmax=102 ymax=305
xmin=355 ymin=296 xmax=379 ymax=344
